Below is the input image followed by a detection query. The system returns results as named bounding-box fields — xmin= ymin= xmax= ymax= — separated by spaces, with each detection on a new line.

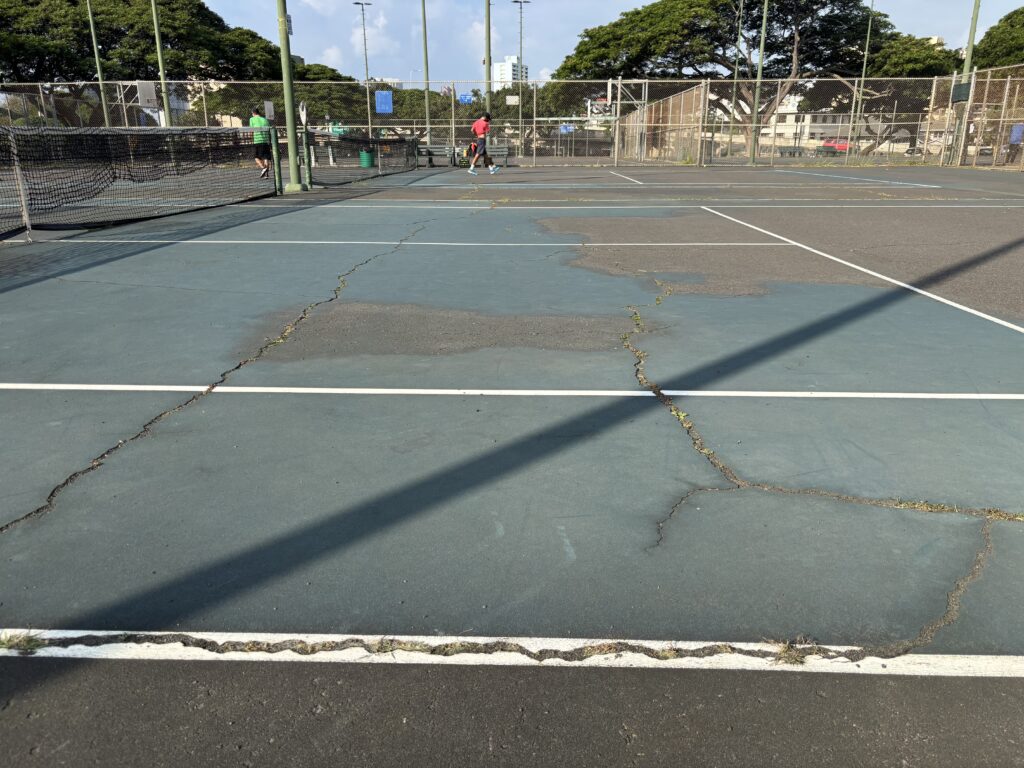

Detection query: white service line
xmin=2 ymin=383 xmax=1022 ymax=400
xmin=2 ymin=629 xmax=1023 ymax=676
xmin=702 ymin=207 xmax=1024 ymax=336
xmin=773 ymin=169 xmax=942 ymax=188
xmin=237 ymin=203 xmax=1024 ymax=210
xmin=609 ymin=171 xmax=644 ymax=185
xmin=44 ymin=239 xmax=785 ymax=248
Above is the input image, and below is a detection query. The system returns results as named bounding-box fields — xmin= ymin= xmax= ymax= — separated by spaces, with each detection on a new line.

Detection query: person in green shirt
xmin=249 ymin=107 xmax=272 ymax=179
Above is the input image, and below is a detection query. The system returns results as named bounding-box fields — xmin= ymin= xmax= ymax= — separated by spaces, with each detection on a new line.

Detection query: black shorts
xmin=473 ymin=137 xmax=487 ymax=156
xmin=254 ymin=143 xmax=272 ymax=161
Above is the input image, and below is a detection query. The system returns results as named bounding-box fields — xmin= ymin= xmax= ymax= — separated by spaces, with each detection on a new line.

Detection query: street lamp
xmin=354 ymin=2 xmax=373 ymax=136
xmin=962 ymin=0 xmax=983 ymax=77
xmin=150 ymin=0 xmax=172 ymax=126
xmin=727 ymin=0 xmax=744 ymax=158
xmin=484 ymin=0 xmax=492 ymax=113
xmin=513 ymin=0 xmax=530 ymax=158
xmin=421 ymin=0 xmax=431 ymax=144
xmin=85 ymin=0 xmax=110 ymax=127
xmin=852 ymin=0 xmax=877 ymax=153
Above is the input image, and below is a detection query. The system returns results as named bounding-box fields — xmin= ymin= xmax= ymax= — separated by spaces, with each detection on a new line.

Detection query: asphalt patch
xmin=259 ymin=302 xmax=635 ymax=358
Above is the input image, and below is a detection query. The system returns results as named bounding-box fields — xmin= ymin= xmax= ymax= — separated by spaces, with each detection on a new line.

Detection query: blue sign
xmin=1011 ymin=123 xmax=1024 ymax=145
xmin=375 ymin=91 xmax=393 ymax=114
xmin=559 ymin=124 xmax=575 ymax=134
xmin=458 ymin=93 xmax=473 ymax=105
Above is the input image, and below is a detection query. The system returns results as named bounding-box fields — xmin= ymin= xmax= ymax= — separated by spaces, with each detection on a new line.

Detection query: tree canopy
xmin=554 ymin=0 xmax=893 ymax=81
xmin=974 ymin=7 xmax=1024 ymax=70
xmin=0 ymin=0 xmax=347 ymax=83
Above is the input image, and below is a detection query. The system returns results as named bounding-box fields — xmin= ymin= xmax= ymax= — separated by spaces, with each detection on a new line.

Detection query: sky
xmin=205 ymin=0 xmax=1022 ymax=83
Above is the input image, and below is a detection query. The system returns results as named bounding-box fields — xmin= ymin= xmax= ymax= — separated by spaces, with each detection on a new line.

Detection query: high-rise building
xmin=493 ymin=56 xmax=529 ymax=88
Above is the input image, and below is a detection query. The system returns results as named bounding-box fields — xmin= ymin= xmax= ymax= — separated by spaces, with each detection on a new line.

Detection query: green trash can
xmin=359 ymin=150 xmax=375 ymax=168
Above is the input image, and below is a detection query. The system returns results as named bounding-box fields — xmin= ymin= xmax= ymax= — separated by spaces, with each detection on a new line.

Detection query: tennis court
xmin=1 ymin=161 xmax=1023 ymax=676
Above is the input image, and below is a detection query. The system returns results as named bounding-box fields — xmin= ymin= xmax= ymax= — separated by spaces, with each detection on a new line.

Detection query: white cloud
xmin=463 ymin=21 xmax=503 ymax=61
xmin=350 ymin=9 xmax=400 ymax=71
xmin=321 ymin=45 xmax=344 ymax=69
xmin=300 ymin=0 xmax=341 ymax=15
xmin=539 ymin=67 xmax=553 ymax=82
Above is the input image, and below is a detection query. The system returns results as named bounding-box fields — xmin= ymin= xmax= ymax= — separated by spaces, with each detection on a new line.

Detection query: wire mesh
xmin=0 ymin=126 xmax=277 ymax=238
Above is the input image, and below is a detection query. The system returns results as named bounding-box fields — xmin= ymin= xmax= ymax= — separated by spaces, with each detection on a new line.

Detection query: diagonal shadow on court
xmin=26 ymin=231 xmax=1019 ymax=634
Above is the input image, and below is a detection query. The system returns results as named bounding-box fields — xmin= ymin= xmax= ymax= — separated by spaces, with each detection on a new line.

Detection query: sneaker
xmin=260 ymin=167 xmax=269 ymax=179
xmin=489 ymin=165 xmax=501 ymax=175
xmin=467 ymin=168 xmax=478 ymax=176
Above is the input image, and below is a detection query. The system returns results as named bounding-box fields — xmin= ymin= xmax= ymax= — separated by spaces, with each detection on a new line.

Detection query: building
xmin=493 ymin=56 xmax=528 ymax=88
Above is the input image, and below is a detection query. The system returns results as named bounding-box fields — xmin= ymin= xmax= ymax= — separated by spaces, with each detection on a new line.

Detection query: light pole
xmin=853 ymin=0 xmax=876 ymax=149
xmin=277 ymin=0 xmax=306 ymax=192
xmin=150 ymin=0 xmax=172 ymax=126
xmin=355 ymin=2 xmax=373 ymax=137
xmin=85 ymin=0 xmax=110 ymax=127
xmin=962 ymin=0 xmax=983 ymax=77
xmin=421 ymin=0 xmax=431 ymax=143
xmin=513 ymin=0 xmax=530 ymax=158
xmin=750 ymin=0 xmax=769 ymax=164
xmin=727 ymin=0 xmax=744 ymax=158
xmin=484 ymin=0 xmax=492 ymax=113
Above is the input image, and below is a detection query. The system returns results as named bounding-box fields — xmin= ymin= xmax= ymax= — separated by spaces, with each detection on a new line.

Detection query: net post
xmin=301 ymin=127 xmax=313 ymax=188
xmin=271 ymin=129 xmax=283 ymax=195
xmin=8 ymin=130 xmax=33 ymax=238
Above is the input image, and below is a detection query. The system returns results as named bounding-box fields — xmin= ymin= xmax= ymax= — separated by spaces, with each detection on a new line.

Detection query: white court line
xmin=773 ymin=169 xmax=942 ymax=188
xmin=235 ymin=203 xmax=1024 ymax=211
xmin=609 ymin=171 xmax=644 ymax=185
xmin=702 ymin=207 xmax=1024 ymax=336
xmin=2 ymin=383 xmax=1022 ymax=400
xmin=3 ymin=629 xmax=1023 ymax=676
xmin=43 ymin=239 xmax=786 ymax=248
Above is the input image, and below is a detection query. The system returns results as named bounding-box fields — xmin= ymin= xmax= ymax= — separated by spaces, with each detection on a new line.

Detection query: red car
xmin=820 ymin=138 xmax=851 ymax=152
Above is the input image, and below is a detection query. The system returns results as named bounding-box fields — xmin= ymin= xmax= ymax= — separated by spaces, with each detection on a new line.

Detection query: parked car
xmin=821 ymin=138 xmax=851 ymax=152
xmin=977 ymin=146 xmax=994 ymax=157
xmin=905 ymin=147 xmax=925 ymax=157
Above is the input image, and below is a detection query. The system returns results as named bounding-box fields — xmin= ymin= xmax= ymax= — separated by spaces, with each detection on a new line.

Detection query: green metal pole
xmin=750 ymin=0 xmax=769 ymax=165
xmin=277 ymin=0 xmax=306 ymax=192
xmin=355 ymin=2 xmax=373 ymax=137
xmin=962 ymin=0 xmax=982 ymax=77
xmin=853 ymin=0 xmax=876 ymax=156
xmin=150 ymin=0 xmax=172 ymax=126
xmin=727 ymin=0 xmax=744 ymax=159
xmin=421 ymin=0 xmax=431 ymax=144
xmin=484 ymin=0 xmax=492 ymax=113
xmin=86 ymin=0 xmax=110 ymax=127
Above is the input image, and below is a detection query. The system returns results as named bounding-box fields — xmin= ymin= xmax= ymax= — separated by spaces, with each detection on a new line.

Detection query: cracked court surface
xmin=1 ymin=165 xmax=1023 ymax=666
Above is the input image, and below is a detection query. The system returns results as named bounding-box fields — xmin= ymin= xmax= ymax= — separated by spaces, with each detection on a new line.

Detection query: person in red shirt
xmin=468 ymin=112 xmax=501 ymax=176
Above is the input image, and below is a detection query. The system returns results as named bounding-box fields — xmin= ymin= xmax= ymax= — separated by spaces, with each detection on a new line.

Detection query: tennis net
xmin=306 ymin=131 xmax=418 ymax=187
xmin=0 ymin=126 xmax=278 ymax=239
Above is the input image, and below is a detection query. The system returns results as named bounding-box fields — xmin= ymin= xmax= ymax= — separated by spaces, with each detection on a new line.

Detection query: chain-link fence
xmin=3 ymin=72 xmax=1023 ymax=170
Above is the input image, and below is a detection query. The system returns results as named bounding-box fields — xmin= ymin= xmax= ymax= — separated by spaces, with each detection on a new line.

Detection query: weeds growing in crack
xmin=0 ymin=631 xmax=44 ymax=656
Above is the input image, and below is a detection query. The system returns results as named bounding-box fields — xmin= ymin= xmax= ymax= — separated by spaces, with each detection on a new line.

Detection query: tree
xmin=554 ymin=0 xmax=894 ymax=150
xmin=974 ymin=7 xmax=1024 ymax=70
xmin=868 ymin=34 xmax=959 ymax=79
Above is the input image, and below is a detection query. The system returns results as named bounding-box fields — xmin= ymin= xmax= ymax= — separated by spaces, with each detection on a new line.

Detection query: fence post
xmin=996 ymin=76 xmax=1011 ymax=165
xmin=697 ymin=80 xmax=709 ymax=166
xmin=955 ymin=69 xmax=978 ymax=167
xmin=844 ymin=79 xmax=858 ymax=166
xmin=9 ymin=131 xmax=33 ymax=237
xmin=972 ymin=70 xmax=992 ymax=167
xmin=613 ymin=76 xmax=622 ymax=167
xmin=532 ymin=82 xmax=537 ymax=168
xmin=450 ymin=81 xmax=456 ymax=154
xmin=201 ymin=83 xmax=209 ymax=127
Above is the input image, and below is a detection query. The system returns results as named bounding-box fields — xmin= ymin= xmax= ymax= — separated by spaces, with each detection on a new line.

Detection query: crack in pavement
xmin=0 ymin=217 xmax=445 ymax=536
xmin=622 ymin=293 xmax=1007 ymax=660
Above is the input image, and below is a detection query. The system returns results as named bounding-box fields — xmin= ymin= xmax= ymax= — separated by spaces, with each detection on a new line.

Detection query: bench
xmin=776 ymin=145 xmax=805 ymax=158
xmin=417 ymin=144 xmax=456 ymax=167
xmin=455 ymin=144 xmax=510 ymax=167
